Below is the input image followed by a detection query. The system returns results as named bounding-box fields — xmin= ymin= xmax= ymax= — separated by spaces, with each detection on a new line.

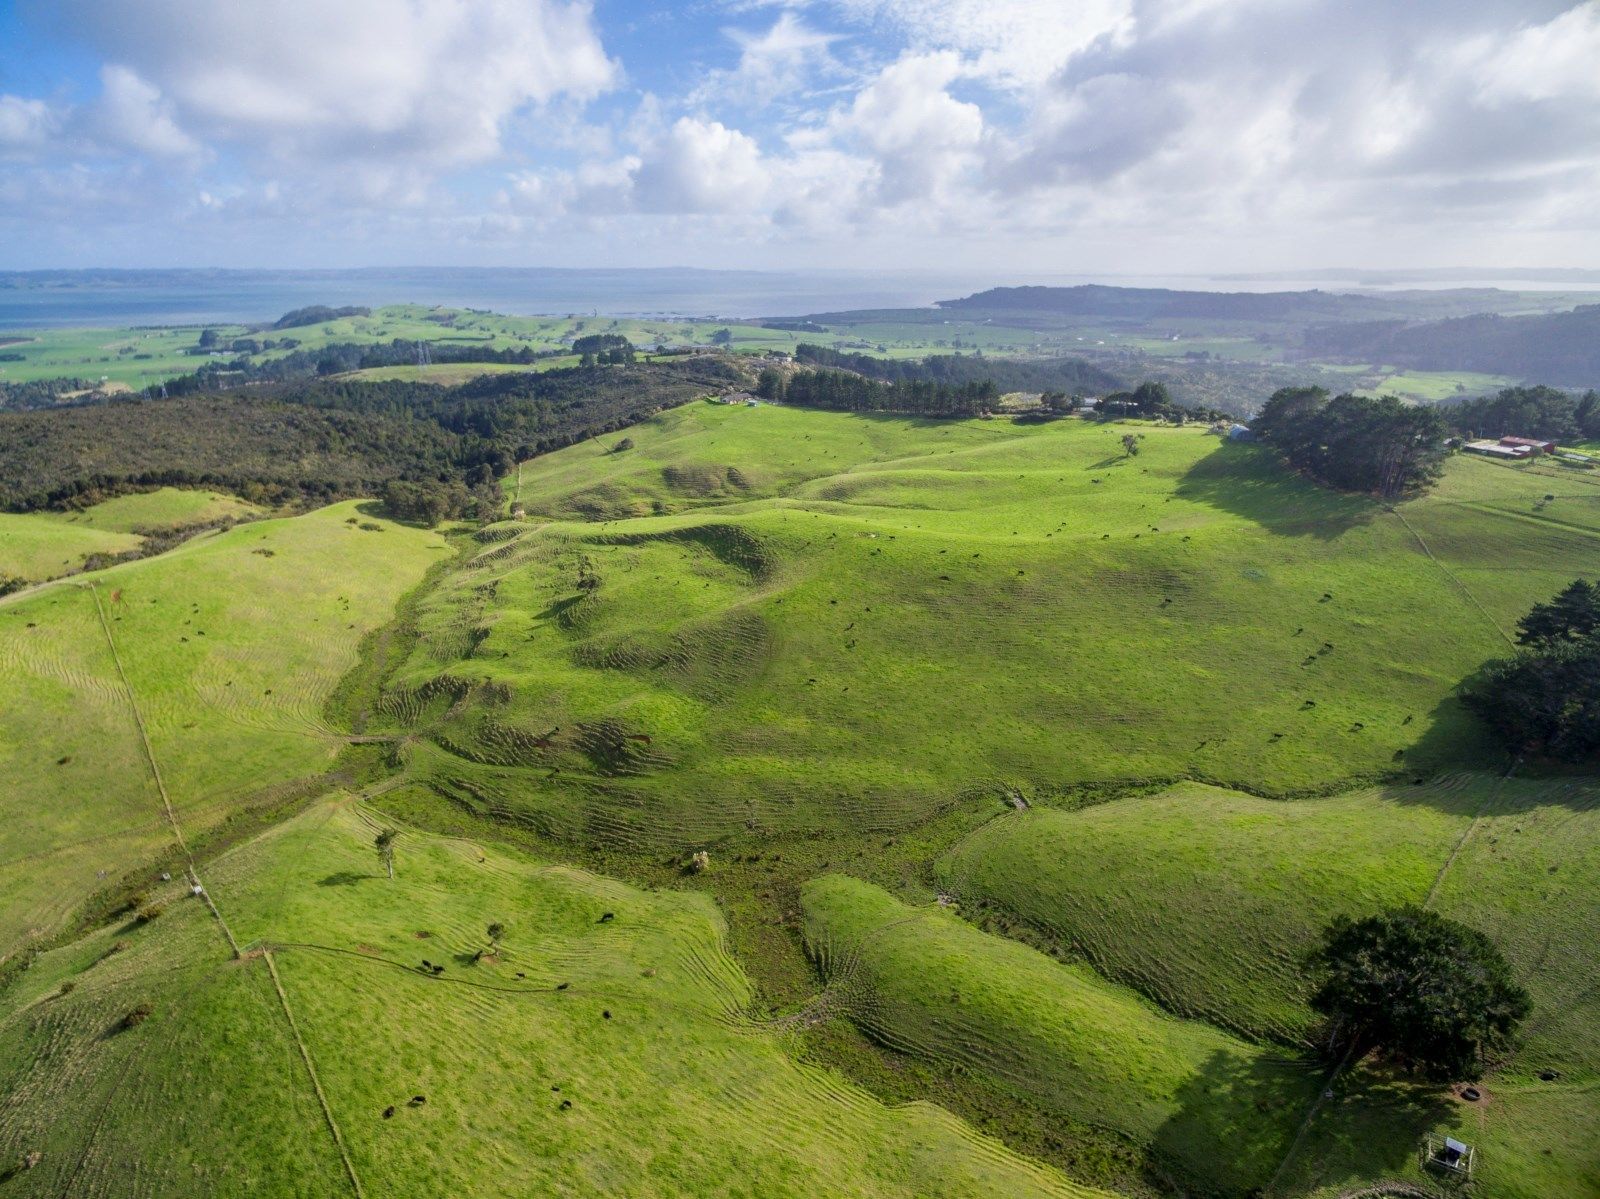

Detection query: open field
xmin=937 ymin=774 xmax=1600 ymax=1059
xmin=802 ymin=874 xmax=1321 ymax=1194
xmin=820 ymin=771 xmax=1600 ymax=1198
xmin=1348 ymin=368 xmax=1516 ymax=402
xmin=0 ymin=304 xmax=878 ymax=389
xmin=0 ymin=801 xmax=1110 ymax=1199
xmin=0 ymin=488 xmax=266 ymax=582
xmin=2 ymin=299 xmax=1538 ymax=417
xmin=0 ymin=515 xmax=139 ymax=582
xmin=0 ymin=502 xmax=446 ymax=960
xmin=2 ymin=396 xmax=1599 ymax=1197
xmin=370 ymin=406 xmax=1600 ymax=858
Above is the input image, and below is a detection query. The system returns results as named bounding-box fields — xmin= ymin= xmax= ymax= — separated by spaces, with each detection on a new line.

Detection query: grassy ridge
xmin=937 ymin=781 xmax=1478 ymax=1041
xmin=0 ymin=802 xmax=1110 ymax=1198
xmin=801 ymin=874 xmax=1320 ymax=1195
xmin=0 ymin=488 xmax=264 ymax=582
xmin=4 ymin=398 xmax=1600 ymax=1197
xmin=935 ymin=775 xmax=1600 ymax=1194
xmin=938 ymin=774 xmax=1600 ymax=1070
xmin=380 ymin=404 xmax=1600 ymax=857
xmin=0 ymin=502 xmax=446 ymax=960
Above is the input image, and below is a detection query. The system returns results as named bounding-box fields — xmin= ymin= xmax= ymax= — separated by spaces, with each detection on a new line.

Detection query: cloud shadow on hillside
xmin=1173 ymin=442 xmax=1380 ymax=540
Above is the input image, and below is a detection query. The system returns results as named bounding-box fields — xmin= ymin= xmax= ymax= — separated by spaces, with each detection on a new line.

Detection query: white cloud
xmin=0 ymin=95 xmax=61 ymax=154
xmin=695 ymin=12 xmax=843 ymax=108
xmin=1461 ymin=3 xmax=1600 ymax=105
xmin=827 ymin=51 xmax=984 ymax=203
xmin=631 ymin=117 xmax=771 ymax=213
xmin=4 ymin=0 xmax=1600 ymax=267
xmin=994 ymin=0 xmax=1600 ymax=236
xmin=823 ymin=0 xmax=1129 ymax=87
xmin=51 ymin=0 xmax=617 ymax=169
xmin=92 ymin=66 xmax=202 ymax=159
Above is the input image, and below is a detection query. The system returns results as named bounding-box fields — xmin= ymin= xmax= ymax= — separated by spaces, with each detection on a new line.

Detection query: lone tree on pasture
xmin=1309 ymin=906 xmax=1529 ymax=1082
xmin=1121 ymin=433 xmax=1140 ymax=457
xmin=374 ymin=828 xmax=399 ymax=880
xmin=486 ymin=922 xmax=505 ymax=953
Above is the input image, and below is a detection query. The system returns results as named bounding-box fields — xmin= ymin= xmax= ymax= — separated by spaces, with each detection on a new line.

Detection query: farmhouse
xmin=1465 ymin=440 xmax=1530 ymax=459
xmin=1500 ymin=436 xmax=1556 ymax=454
xmin=1228 ymin=424 xmax=1255 ymax=441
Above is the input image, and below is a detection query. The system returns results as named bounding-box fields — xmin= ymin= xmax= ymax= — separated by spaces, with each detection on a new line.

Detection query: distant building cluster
xmin=1464 ymin=435 xmax=1557 ymax=459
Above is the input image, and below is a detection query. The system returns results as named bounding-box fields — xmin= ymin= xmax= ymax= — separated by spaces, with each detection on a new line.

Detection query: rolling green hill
xmin=374 ymin=403 xmax=1599 ymax=859
xmin=4 ymin=394 xmax=1600 ymax=1197
xmin=0 ymin=488 xmax=264 ymax=583
xmin=0 ymin=502 xmax=447 ymax=961
xmin=0 ymin=801 xmax=1111 ymax=1199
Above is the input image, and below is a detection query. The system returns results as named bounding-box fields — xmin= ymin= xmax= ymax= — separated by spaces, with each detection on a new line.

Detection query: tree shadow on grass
xmin=1152 ymin=1049 xmax=1456 ymax=1197
xmin=1388 ymin=685 xmax=1600 ymax=813
xmin=535 ymin=595 xmax=584 ymax=622
xmin=316 ymin=871 xmax=372 ymax=887
xmin=1149 ymin=1047 xmax=1324 ymax=1196
xmin=1264 ymin=1061 xmax=1460 ymax=1198
xmin=1173 ymin=442 xmax=1381 ymax=540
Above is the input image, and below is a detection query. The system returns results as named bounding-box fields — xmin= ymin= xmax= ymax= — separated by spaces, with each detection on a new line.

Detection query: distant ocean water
xmin=2 ymin=266 xmax=1595 ymax=329
xmin=0 ymin=268 xmax=998 ymax=329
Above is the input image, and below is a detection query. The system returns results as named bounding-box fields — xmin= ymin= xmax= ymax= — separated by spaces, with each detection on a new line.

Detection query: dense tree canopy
xmin=1517 ymin=578 xmax=1600 ymax=645
xmin=774 ymin=368 xmax=999 ymax=417
xmin=272 ymin=305 xmax=370 ymax=329
xmin=793 ymin=343 xmax=1122 ymax=395
xmin=1303 ymin=305 xmax=1600 ymax=387
xmin=1253 ymin=387 xmax=1446 ymax=498
xmin=1444 ymin=385 xmax=1600 ymax=442
xmin=1463 ymin=638 xmax=1600 ymax=761
xmin=0 ymin=359 xmax=738 ymax=513
xmin=1463 ymin=580 xmax=1600 ymax=761
xmin=1310 ymin=906 xmax=1530 ymax=1082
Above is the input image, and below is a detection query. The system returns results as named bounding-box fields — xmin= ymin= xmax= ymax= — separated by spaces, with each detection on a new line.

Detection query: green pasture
xmin=802 ymin=874 xmax=1319 ymax=1195
xmin=935 ymin=774 xmax=1600 ymax=1195
xmin=0 ymin=488 xmax=265 ymax=582
xmin=0 ymin=304 xmax=904 ymax=389
xmin=0 ymin=502 xmax=446 ymax=960
xmin=381 ymin=404 xmax=1600 ymax=854
xmin=0 ymin=802 xmax=1108 ymax=1199
xmin=2 ymin=394 xmax=1599 ymax=1197
xmin=1347 ymin=368 xmax=1515 ymax=402
xmin=0 ymin=515 xmax=139 ymax=582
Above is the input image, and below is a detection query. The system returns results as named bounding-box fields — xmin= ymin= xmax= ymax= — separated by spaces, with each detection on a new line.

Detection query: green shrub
xmin=120 ymin=1002 xmax=154 ymax=1030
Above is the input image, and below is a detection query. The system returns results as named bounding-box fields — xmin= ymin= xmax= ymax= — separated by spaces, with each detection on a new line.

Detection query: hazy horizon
xmin=6 ymin=263 xmax=1600 ymax=330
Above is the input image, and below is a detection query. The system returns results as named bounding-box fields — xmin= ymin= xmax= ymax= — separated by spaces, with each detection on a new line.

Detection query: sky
xmin=1 ymin=0 xmax=1598 ymax=273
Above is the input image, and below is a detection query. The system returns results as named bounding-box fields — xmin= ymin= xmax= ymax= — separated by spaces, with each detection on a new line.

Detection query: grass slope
xmin=0 ymin=802 xmax=1108 ymax=1199
xmin=0 ymin=488 xmax=263 ymax=582
xmin=0 ymin=502 xmax=446 ymax=960
xmin=937 ymin=779 xmax=1478 ymax=1041
xmin=379 ymin=404 xmax=1598 ymax=855
xmin=936 ymin=774 xmax=1600 ymax=1196
xmin=801 ymin=874 xmax=1321 ymax=1195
